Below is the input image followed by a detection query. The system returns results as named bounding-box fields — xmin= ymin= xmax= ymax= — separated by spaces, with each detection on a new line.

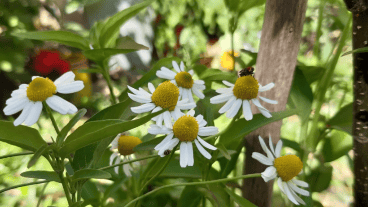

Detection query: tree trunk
xmin=343 ymin=0 xmax=368 ymax=205
xmin=241 ymin=0 xmax=308 ymax=206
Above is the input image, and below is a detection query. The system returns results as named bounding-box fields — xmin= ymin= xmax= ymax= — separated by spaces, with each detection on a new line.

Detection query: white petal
xmin=219 ymin=96 xmax=236 ymax=114
xmin=161 ymin=67 xmax=178 ymax=77
xmin=167 ymin=138 xmax=179 ymax=150
xmin=19 ymin=84 xmax=28 ymax=89
xmin=289 ymin=187 xmax=306 ymax=205
xmin=261 ymin=166 xmax=277 ymax=182
xmin=131 ymin=103 xmax=155 ymax=113
xmin=127 ymin=85 xmax=141 ymax=95
xmin=292 ymin=179 xmax=309 ymax=188
xmin=277 ymin=178 xmax=285 ymax=194
xmin=111 ymin=134 xmax=120 ymax=149
xmin=195 ymin=115 xmax=207 ymax=127
xmin=252 ymin=98 xmax=268 ymax=111
xmin=177 ymin=101 xmax=196 ymax=110
xmin=180 ymin=61 xmax=185 ymax=71
xmin=194 ymin=80 xmax=205 ymax=85
xmin=148 ymin=82 xmax=155 ymax=93
xmin=259 ymin=108 xmax=272 ymax=118
xmin=216 ymin=88 xmax=232 ymax=94
xmin=242 ymin=100 xmax=253 ymax=120
xmin=196 ymin=136 xmax=216 ymax=150
xmin=226 ymin=99 xmax=242 ymax=118
xmin=171 ymin=108 xmax=183 ymax=121
xmin=193 ymin=83 xmax=205 ymax=90
xmin=210 ymin=93 xmax=234 ymax=104
xmin=186 ymin=142 xmax=194 ymax=166
xmin=275 ymin=139 xmax=283 ymax=157
xmin=138 ymin=87 xmax=152 ymax=97
xmin=259 ymin=83 xmax=275 ymax=92
xmin=180 ymin=142 xmax=188 ymax=168
xmin=187 ymin=109 xmax=195 ymax=117
xmin=187 ymin=89 xmax=194 ymax=103
xmin=123 ymin=163 xmax=133 ymax=177
xmin=3 ymin=97 xmax=29 ymax=115
xmin=182 ymin=88 xmax=188 ymax=101
xmin=194 ymin=139 xmax=211 ymax=159
xmin=114 ymin=156 xmax=121 ymax=174
xmin=189 ymin=70 xmax=194 ymax=75
xmin=172 ymin=61 xmax=181 ymax=73
xmin=198 ymin=127 xmax=218 ymax=136
xmin=251 ymin=152 xmax=273 ymax=165
xmin=222 ymin=80 xmax=234 ymax=87
xmin=259 ymin=96 xmax=278 ymax=104
xmin=23 ymin=102 xmax=42 ymax=126
xmin=127 ymin=93 xmax=151 ymax=103
xmin=154 ymin=133 xmax=174 ymax=150
xmin=6 ymin=95 xmax=27 ymax=105
xmin=45 ymin=95 xmax=69 ymax=115
xmin=156 ymin=114 xmax=163 ymax=127
xmin=110 ymin=152 xmax=118 ymax=165
xmin=268 ymin=136 xmax=276 ymax=156
xmin=163 ymin=111 xmax=173 ymax=128
xmin=148 ymin=124 xmax=172 ymax=135
xmin=258 ymin=136 xmax=275 ymax=160
xmin=56 ymin=81 xmax=84 ymax=94
xmin=13 ymin=101 xmax=33 ymax=126
xmin=54 ymin=71 xmax=75 ymax=86
xmin=288 ymin=181 xmax=310 ymax=196
xmin=192 ymin=87 xmax=205 ymax=99
xmin=283 ymin=182 xmax=300 ymax=205
xmin=157 ymin=71 xmax=175 ymax=80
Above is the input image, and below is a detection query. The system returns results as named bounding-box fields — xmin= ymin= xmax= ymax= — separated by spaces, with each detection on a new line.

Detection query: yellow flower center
xmin=118 ymin=135 xmax=142 ymax=156
xmin=173 ymin=115 xmax=199 ymax=142
xmin=232 ymin=76 xmax=259 ymax=100
xmin=151 ymin=81 xmax=179 ymax=111
xmin=175 ymin=71 xmax=194 ymax=88
xmin=274 ymin=155 xmax=303 ymax=182
xmin=26 ymin=77 xmax=57 ymax=102
xmin=220 ymin=51 xmax=239 ymax=71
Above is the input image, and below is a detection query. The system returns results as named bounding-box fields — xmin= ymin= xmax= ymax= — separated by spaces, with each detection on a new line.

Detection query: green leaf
xmin=199 ymin=69 xmax=237 ymax=83
xmin=297 ymin=66 xmax=325 ymax=84
xmin=83 ymin=48 xmax=138 ymax=62
xmin=224 ymin=188 xmax=256 ymax=207
xmin=327 ymin=103 xmax=353 ymax=134
xmin=99 ymin=0 xmax=154 ymax=47
xmin=21 ymin=171 xmax=60 ymax=182
xmin=322 ymin=130 xmax=352 ymax=162
xmin=202 ymin=183 xmax=230 ymax=207
xmin=0 ymin=121 xmax=47 ymax=152
xmin=57 ymin=109 xmax=87 ymax=147
xmin=237 ymin=0 xmax=266 ymax=16
xmin=306 ymin=164 xmax=333 ymax=192
xmin=280 ymin=138 xmax=302 ymax=152
xmin=118 ymin=56 xmax=182 ymax=101
xmin=88 ymin=100 xmax=132 ymax=122
xmin=133 ymin=136 xmax=165 ymax=151
xmin=70 ymin=201 xmax=84 ymax=207
xmin=219 ymin=110 xmax=298 ymax=145
xmin=178 ymin=186 xmax=202 ymax=207
xmin=12 ymin=31 xmax=89 ymax=50
xmin=342 ymin=46 xmax=368 ymax=56
xmin=72 ymin=169 xmax=111 ymax=181
xmin=81 ymin=180 xmax=101 ymax=201
xmin=116 ymin=36 xmax=149 ymax=50
xmin=216 ymin=143 xmax=231 ymax=160
xmin=288 ymin=68 xmax=313 ymax=123
xmin=27 ymin=144 xmax=49 ymax=168
xmin=59 ymin=109 xmax=165 ymax=157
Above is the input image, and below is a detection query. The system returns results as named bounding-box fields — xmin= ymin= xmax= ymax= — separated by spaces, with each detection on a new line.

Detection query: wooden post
xmin=242 ymin=0 xmax=308 ymax=206
xmin=343 ymin=0 xmax=368 ymax=205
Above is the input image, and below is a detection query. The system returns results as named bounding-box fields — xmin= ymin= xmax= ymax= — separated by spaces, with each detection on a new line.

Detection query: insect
xmin=164 ymin=150 xmax=171 ymax=156
xmin=238 ymin=66 xmax=255 ymax=77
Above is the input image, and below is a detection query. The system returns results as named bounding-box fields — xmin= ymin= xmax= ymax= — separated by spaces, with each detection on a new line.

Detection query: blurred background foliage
xmin=0 ymin=0 xmax=353 ymax=206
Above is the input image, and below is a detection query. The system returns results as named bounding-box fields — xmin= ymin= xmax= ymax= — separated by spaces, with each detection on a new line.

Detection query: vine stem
xmin=102 ymin=70 xmax=117 ymax=105
xmin=36 ymin=182 xmax=49 ymax=207
xmin=125 ymin=173 xmax=262 ymax=207
xmin=99 ymin=154 xmax=158 ymax=171
xmin=0 ymin=152 xmax=33 ymax=159
xmin=0 ymin=180 xmax=49 ymax=194
xmin=43 ymin=102 xmax=60 ymax=134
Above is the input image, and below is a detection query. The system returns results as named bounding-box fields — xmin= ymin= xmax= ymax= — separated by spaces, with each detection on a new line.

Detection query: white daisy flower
xmin=109 ymin=134 xmax=142 ymax=176
xmin=156 ymin=61 xmax=205 ymax=102
xmin=210 ymin=75 xmax=277 ymax=120
xmin=128 ymin=81 xmax=195 ymax=128
xmin=252 ymin=136 xmax=310 ymax=205
xmin=3 ymin=71 xmax=84 ymax=126
xmin=148 ymin=110 xmax=218 ymax=168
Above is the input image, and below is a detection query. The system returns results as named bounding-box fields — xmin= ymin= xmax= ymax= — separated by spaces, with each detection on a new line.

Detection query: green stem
xmin=99 ymin=154 xmax=158 ymax=171
xmin=58 ymin=171 xmax=73 ymax=205
xmin=103 ymin=70 xmax=117 ymax=105
xmin=36 ymin=182 xmax=49 ymax=207
xmin=0 ymin=152 xmax=33 ymax=159
xmin=43 ymin=102 xmax=60 ymax=134
xmin=0 ymin=180 xmax=49 ymax=194
xmin=125 ymin=173 xmax=261 ymax=207
xmin=231 ymin=31 xmax=235 ymax=72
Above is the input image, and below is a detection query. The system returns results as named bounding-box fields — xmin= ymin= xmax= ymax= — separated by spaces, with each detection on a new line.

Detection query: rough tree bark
xmin=343 ymin=0 xmax=368 ymax=206
xmin=241 ymin=0 xmax=308 ymax=206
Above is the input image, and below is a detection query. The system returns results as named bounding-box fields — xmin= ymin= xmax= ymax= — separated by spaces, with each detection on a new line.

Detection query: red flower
xmin=33 ymin=50 xmax=70 ymax=75
xmin=54 ymin=59 xmax=70 ymax=75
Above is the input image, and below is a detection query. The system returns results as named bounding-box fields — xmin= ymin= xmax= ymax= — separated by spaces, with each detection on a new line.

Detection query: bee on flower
xmin=127 ymin=81 xmax=195 ymax=128
xmin=252 ymin=136 xmax=310 ymax=205
xmin=155 ymin=61 xmax=205 ymax=102
xmin=148 ymin=110 xmax=218 ymax=168
xmin=210 ymin=71 xmax=277 ymax=120
xmin=110 ymin=134 xmax=142 ymax=176
xmin=3 ymin=71 xmax=84 ymax=126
